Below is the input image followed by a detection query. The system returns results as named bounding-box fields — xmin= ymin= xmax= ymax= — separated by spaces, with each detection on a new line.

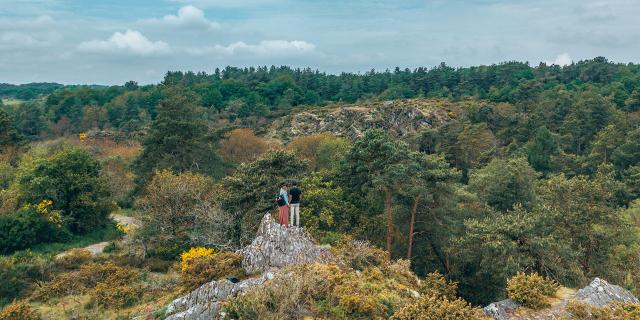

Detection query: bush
xmin=420 ymin=272 xmax=458 ymax=300
xmin=181 ymin=251 xmax=245 ymax=291
xmin=0 ymin=301 xmax=41 ymax=320
xmin=143 ymin=258 xmax=174 ymax=273
xmin=333 ymin=239 xmax=388 ymax=271
xmin=0 ymin=208 xmax=63 ymax=254
xmin=36 ymin=262 xmax=140 ymax=301
xmin=506 ymin=272 xmax=559 ymax=310
xmin=17 ymin=148 xmax=113 ymax=234
xmin=224 ymin=263 xmax=425 ymax=320
xmin=92 ymin=267 xmax=143 ymax=308
xmin=0 ymin=255 xmax=46 ymax=306
xmin=567 ymin=300 xmax=640 ymax=319
xmin=53 ymin=249 xmax=92 ymax=271
xmin=391 ymin=295 xmax=482 ymax=320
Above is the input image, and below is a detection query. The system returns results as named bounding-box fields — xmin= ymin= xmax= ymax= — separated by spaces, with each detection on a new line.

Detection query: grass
xmin=1 ymin=98 xmax=25 ymax=106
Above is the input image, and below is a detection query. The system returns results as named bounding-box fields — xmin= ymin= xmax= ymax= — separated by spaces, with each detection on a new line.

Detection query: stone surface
xmin=265 ymin=99 xmax=453 ymax=141
xmin=483 ymin=278 xmax=639 ymax=320
xmin=240 ymin=213 xmax=333 ymax=275
xmin=574 ymin=277 xmax=639 ymax=307
xmin=483 ymin=299 xmax=521 ymax=320
xmin=164 ymin=213 xmax=333 ymax=320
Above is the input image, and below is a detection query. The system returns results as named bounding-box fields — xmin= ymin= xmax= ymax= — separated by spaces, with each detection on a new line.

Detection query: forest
xmin=1 ymin=56 xmax=640 ymax=319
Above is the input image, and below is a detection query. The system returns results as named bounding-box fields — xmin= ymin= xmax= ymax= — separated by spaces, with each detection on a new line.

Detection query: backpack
xmin=276 ymin=194 xmax=286 ymax=206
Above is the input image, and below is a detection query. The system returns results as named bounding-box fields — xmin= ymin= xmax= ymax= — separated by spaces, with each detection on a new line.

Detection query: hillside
xmin=2 ymin=58 xmax=640 ymax=319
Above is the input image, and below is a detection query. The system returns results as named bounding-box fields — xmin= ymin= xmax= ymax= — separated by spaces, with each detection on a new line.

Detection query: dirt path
xmin=55 ymin=213 xmax=142 ymax=258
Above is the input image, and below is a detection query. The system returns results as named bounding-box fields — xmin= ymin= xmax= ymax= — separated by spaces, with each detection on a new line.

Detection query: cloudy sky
xmin=1 ymin=0 xmax=638 ymax=85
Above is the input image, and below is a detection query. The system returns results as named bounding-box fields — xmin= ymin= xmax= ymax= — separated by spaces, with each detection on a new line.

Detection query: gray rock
xmin=265 ymin=100 xmax=452 ymax=141
xmin=574 ymin=277 xmax=639 ymax=307
xmin=165 ymin=213 xmax=333 ymax=320
xmin=483 ymin=299 xmax=520 ymax=320
xmin=240 ymin=213 xmax=333 ymax=275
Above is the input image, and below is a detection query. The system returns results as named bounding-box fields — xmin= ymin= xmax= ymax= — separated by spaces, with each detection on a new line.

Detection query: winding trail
xmin=55 ymin=213 xmax=142 ymax=258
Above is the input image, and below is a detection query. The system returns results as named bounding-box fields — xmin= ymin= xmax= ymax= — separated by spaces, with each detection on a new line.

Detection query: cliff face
xmin=164 ymin=213 xmax=333 ymax=320
xmin=265 ymin=99 xmax=458 ymax=141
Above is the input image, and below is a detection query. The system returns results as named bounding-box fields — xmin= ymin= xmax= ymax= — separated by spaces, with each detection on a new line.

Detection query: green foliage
xmin=526 ymin=126 xmax=558 ymax=174
xmin=132 ymin=85 xmax=225 ymax=184
xmin=506 ymin=272 xmax=559 ymax=310
xmin=419 ymin=272 xmax=458 ymax=300
xmin=299 ymin=171 xmax=364 ymax=238
xmin=17 ymin=147 xmax=113 ymax=234
xmin=218 ymin=150 xmax=307 ymax=246
xmin=468 ymin=157 xmax=538 ymax=212
xmin=0 ymin=108 xmax=22 ymax=149
xmin=0 ymin=208 xmax=65 ymax=255
xmin=0 ymin=254 xmax=46 ymax=306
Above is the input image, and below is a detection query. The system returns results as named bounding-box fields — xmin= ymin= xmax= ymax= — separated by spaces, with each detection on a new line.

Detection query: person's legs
xmin=289 ymin=204 xmax=294 ymax=227
xmin=290 ymin=204 xmax=299 ymax=227
xmin=278 ymin=206 xmax=287 ymax=225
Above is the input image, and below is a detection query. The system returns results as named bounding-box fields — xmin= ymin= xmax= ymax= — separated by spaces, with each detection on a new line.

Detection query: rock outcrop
xmin=240 ymin=214 xmax=333 ymax=275
xmin=483 ymin=278 xmax=639 ymax=320
xmin=165 ymin=213 xmax=333 ymax=320
xmin=265 ymin=99 xmax=454 ymax=141
xmin=574 ymin=277 xmax=639 ymax=307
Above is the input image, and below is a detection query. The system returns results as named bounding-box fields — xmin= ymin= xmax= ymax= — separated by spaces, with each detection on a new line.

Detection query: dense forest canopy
xmin=2 ymin=56 xmax=640 ymax=318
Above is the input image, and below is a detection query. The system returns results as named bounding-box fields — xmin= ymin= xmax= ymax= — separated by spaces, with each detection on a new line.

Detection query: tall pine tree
xmin=132 ymin=86 xmax=224 ymax=186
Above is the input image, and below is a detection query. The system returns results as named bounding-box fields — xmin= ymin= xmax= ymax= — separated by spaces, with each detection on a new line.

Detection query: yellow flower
xmin=180 ymin=247 xmax=215 ymax=272
xmin=79 ymin=133 xmax=87 ymax=140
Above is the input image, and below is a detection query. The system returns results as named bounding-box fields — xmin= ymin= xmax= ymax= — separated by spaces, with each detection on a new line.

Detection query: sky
xmin=0 ymin=0 xmax=639 ymax=85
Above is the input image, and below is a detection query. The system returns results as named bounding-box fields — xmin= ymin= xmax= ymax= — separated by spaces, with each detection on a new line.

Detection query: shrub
xmin=0 ymin=208 xmax=62 ymax=254
xmin=224 ymin=263 xmax=423 ymax=320
xmin=506 ymin=272 xmax=559 ymax=310
xmin=180 ymin=247 xmax=214 ymax=272
xmin=0 ymin=255 xmax=46 ymax=306
xmin=181 ymin=251 xmax=245 ymax=291
xmin=17 ymin=148 xmax=113 ymax=234
xmin=333 ymin=239 xmax=388 ymax=270
xmin=391 ymin=295 xmax=482 ymax=320
xmin=420 ymin=272 xmax=458 ymax=300
xmin=92 ymin=267 xmax=143 ymax=308
xmin=0 ymin=301 xmax=41 ymax=320
xmin=53 ymin=249 xmax=92 ymax=271
xmin=567 ymin=300 xmax=640 ymax=319
xmin=36 ymin=262 xmax=140 ymax=300
xmin=144 ymin=258 xmax=174 ymax=273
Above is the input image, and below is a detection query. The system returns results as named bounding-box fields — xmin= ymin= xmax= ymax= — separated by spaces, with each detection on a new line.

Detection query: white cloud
xmin=0 ymin=14 xmax=54 ymax=29
xmin=141 ymin=5 xmax=220 ymax=30
xmin=78 ymin=30 xmax=170 ymax=56
xmin=188 ymin=40 xmax=315 ymax=56
xmin=545 ymin=53 xmax=573 ymax=66
xmin=166 ymin=0 xmax=281 ymax=8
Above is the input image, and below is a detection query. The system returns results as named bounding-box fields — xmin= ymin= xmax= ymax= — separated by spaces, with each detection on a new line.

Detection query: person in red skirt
xmin=276 ymin=183 xmax=289 ymax=226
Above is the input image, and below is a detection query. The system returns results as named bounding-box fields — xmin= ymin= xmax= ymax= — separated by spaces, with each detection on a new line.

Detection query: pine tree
xmin=132 ymin=86 xmax=224 ymax=186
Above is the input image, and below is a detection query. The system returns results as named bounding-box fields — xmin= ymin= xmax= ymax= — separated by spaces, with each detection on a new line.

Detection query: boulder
xmin=240 ymin=213 xmax=333 ymax=275
xmin=483 ymin=299 xmax=520 ymax=320
xmin=574 ymin=277 xmax=639 ymax=307
xmin=164 ymin=213 xmax=333 ymax=320
xmin=483 ymin=278 xmax=639 ymax=320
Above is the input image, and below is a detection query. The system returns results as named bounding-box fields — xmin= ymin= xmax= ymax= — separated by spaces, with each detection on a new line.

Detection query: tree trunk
xmin=385 ymin=187 xmax=393 ymax=259
xmin=407 ymin=194 xmax=421 ymax=260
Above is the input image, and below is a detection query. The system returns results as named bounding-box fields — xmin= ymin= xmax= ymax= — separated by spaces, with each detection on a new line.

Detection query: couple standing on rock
xmin=276 ymin=181 xmax=302 ymax=227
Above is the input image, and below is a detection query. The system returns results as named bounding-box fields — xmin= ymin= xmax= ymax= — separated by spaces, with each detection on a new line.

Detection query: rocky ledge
xmin=265 ymin=99 xmax=453 ymax=141
xmin=165 ymin=213 xmax=333 ymax=320
xmin=483 ymin=277 xmax=639 ymax=320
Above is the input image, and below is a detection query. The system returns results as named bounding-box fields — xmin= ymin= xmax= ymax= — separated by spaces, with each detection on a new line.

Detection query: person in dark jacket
xmin=289 ymin=181 xmax=302 ymax=227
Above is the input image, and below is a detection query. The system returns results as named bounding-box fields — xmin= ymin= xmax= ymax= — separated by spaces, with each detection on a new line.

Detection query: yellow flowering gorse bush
xmin=180 ymin=247 xmax=215 ymax=272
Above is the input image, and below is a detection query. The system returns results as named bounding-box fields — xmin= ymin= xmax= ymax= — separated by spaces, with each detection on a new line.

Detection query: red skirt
xmin=278 ymin=205 xmax=289 ymax=226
